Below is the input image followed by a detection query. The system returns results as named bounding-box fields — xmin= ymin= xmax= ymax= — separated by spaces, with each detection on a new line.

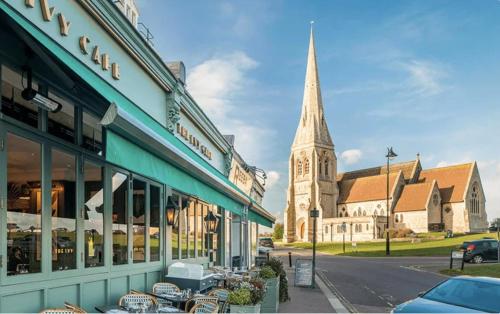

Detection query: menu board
xmin=295 ymin=258 xmax=313 ymax=287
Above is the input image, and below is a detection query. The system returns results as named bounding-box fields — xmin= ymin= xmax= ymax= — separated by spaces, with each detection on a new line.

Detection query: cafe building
xmin=0 ymin=0 xmax=275 ymax=312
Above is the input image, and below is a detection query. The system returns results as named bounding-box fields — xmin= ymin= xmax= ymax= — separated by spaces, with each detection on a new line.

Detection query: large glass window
xmin=171 ymin=193 xmax=180 ymax=260
xmin=202 ymin=204 xmax=208 ymax=257
xmin=149 ymin=185 xmax=160 ymax=262
xmin=132 ymin=179 xmax=146 ymax=263
xmin=84 ymin=161 xmax=104 ymax=267
xmin=82 ymin=111 xmax=102 ymax=155
xmin=196 ymin=202 xmax=203 ymax=258
xmin=47 ymin=91 xmax=75 ymax=144
xmin=225 ymin=212 xmax=232 ymax=267
xmin=1 ymin=65 xmax=39 ymax=128
xmin=188 ymin=199 xmax=196 ymax=258
xmin=6 ymin=134 xmax=42 ymax=276
xmin=112 ymin=172 xmax=128 ymax=265
xmin=51 ymin=149 xmax=77 ymax=271
xmin=180 ymin=196 xmax=189 ymax=259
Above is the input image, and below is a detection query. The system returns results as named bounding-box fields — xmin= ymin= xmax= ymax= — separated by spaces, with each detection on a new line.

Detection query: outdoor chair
xmin=63 ymin=302 xmax=86 ymax=313
xmin=39 ymin=309 xmax=75 ymax=314
xmin=152 ymin=282 xmax=180 ymax=295
xmin=185 ymin=296 xmax=219 ymax=312
xmin=189 ymin=301 xmax=219 ymax=314
xmin=118 ymin=293 xmax=158 ymax=310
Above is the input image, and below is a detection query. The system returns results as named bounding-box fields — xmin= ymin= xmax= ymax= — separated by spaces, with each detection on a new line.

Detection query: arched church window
xmin=319 ymin=157 xmax=323 ymax=175
xmin=358 ymin=208 xmax=362 ymax=216
xmin=339 ymin=212 xmax=343 ymax=218
xmin=345 ymin=212 xmax=349 ymax=217
xmin=380 ymin=209 xmax=385 ymax=216
xmin=324 ymin=158 xmax=329 ymax=177
xmin=374 ymin=210 xmax=378 ymax=216
xmin=395 ymin=214 xmax=399 ymax=223
xmin=297 ymin=160 xmax=303 ymax=176
xmin=325 ymin=226 xmax=328 ymax=234
xmin=400 ymin=214 xmax=404 ymax=223
xmin=304 ymin=158 xmax=310 ymax=174
xmin=471 ymin=183 xmax=479 ymax=215
xmin=366 ymin=224 xmax=369 ymax=231
xmin=353 ymin=211 xmax=357 ymax=217
xmin=362 ymin=210 xmax=367 ymax=216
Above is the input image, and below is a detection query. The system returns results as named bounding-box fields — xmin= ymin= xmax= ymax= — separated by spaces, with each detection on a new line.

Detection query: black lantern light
xmin=165 ymin=196 xmax=179 ymax=226
xmin=204 ymin=211 xmax=219 ymax=234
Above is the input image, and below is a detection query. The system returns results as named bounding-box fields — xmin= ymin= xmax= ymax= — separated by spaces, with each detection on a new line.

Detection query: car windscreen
xmin=259 ymin=239 xmax=274 ymax=247
xmin=423 ymin=278 xmax=500 ymax=312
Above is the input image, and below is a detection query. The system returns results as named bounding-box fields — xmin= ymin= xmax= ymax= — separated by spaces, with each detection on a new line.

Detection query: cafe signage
xmin=176 ymin=123 xmax=212 ymax=160
xmin=23 ymin=0 xmax=121 ymax=80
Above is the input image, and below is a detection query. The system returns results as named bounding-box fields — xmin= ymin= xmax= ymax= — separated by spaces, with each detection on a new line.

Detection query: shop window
xmin=1 ymin=65 xmax=39 ymax=128
xmin=82 ymin=111 xmax=103 ymax=155
xmin=149 ymin=185 xmax=161 ymax=262
xmin=179 ymin=196 xmax=188 ymax=259
xmin=6 ymin=134 xmax=42 ymax=276
xmin=84 ymin=161 xmax=104 ymax=268
xmin=47 ymin=91 xmax=75 ymax=144
xmin=51 ymin=149 xmax=77 ymax=271
xmin=188 ymin=199 xmax=196 ymax=258
xmin=171 ymin=193 xmax=180 ymax=260
xmin=112 ymin=172 xmax=128 ymax=265
xmin=202 ymin=204 xmax=208 ymax=257
xmin=196 ymin=202 xmax=204 ymax=258
xmin=132 ymin=179 xmax=146 ymax=263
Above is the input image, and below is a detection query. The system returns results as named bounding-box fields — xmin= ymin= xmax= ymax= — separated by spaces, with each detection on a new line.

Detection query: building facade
xmin=284 ymin=29 xmax=488 ymax=243
xmin=0 ymin=0 xmax=274 ymax=312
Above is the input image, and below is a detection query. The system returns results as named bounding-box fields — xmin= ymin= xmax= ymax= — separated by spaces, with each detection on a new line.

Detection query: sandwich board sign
xmin=450 ymin=250 xmax=465 ymax=270
xmin=294 ymin=258 xmax=313 ymax=287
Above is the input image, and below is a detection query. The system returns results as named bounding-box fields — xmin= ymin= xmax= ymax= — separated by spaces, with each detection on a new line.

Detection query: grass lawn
xmin=282 ymin=233 xmax=495 ymax=257
xmin=440 ymin=263 xmax=500 ymax=278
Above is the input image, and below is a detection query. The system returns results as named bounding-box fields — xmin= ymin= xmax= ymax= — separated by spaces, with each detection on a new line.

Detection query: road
xmin=274 ymin=248 xmax=448 ymax=313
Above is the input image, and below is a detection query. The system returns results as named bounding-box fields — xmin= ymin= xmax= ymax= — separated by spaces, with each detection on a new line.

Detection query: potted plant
xmin=227 ymin=278 xmax=265 ymax=313
xmin=259 ymin=266 xmax=279 ymax=313
xmin=265 ymin=257 xmax=290 ymax=302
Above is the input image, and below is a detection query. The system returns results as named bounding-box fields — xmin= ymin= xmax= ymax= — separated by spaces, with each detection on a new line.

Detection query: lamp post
xmin=310 ymin=208 xmax=319 ymax=288
xmin=385 ymin=147 xmax=398 ymax=256
xmin=341 ymin=222 xmax=346 ymax=253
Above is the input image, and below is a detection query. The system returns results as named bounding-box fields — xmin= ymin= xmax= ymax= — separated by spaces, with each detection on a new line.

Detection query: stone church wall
xmin=394 ymin=210 xmax=428 ymax=233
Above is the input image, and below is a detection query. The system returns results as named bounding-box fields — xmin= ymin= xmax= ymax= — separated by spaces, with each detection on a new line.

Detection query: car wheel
xmin=473 ymin=255 xmax=484 ymax=264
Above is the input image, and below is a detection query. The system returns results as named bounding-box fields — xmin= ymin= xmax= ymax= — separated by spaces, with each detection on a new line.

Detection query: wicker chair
xmin=39 ymin=309 xmax=75 ymax=314
xmin=208 ymin=289 xmax=230 ymax=313
xmin=189 ymin=301 xmax=219 ymax=314
xmin=63 ymin=302 xmax=86 ymax=313
xmin=185 ymin=296 xmax=219 ymax=312
xmin=118 ymin=293 xmax=158 ymax=310
xmin=152 ymin=282 xmax=180 ymax=295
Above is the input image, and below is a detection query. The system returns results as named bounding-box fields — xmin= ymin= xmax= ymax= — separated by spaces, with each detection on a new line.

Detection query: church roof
xmin=417 ymin=163 xmax=473 ymax=203
xmin=337 ymin=160 xmax=418 ymax=182
xmin=338 ymin=172 xmax=400 ymax=204
xmin=292 ymin=26 xmax=333 ymax=148
xmin=394 ymin=182 xmax=435 ymax=212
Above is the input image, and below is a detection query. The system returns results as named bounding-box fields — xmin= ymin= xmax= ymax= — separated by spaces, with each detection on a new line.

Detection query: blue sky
xmin=137 ymin=0 xmax=500 ymax=223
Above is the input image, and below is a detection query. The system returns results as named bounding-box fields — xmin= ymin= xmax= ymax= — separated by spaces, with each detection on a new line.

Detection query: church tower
xmin=284 ymin=26 xmax=338 ymax=243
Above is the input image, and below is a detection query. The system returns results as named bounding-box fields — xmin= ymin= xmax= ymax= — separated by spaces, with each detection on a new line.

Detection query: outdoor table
xmin=95 ymin=304 xmax=183 ymax=313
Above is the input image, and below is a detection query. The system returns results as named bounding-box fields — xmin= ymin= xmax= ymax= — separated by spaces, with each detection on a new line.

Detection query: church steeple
xmin=292 ymin=24 xmax=333 ymax=148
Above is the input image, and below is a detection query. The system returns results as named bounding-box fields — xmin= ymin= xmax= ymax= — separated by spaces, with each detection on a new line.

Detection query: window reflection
xmin=133 ymin=179 xmax=146 ymax=263
xmin=112 ymin=172 xmax=128 ymax=265
xmin=7 ymin=134 xmax=42 ymax=276
xmin=51 ymin=149 xmax=77 ymax=271
xmin=196 ymin=202 xmax=203 ymax=258
xmin=82 ymin=111 xmax=102 ymax=155
xmin=202 ymin=205 xmax=208 ymax=257
xmin=188 ymin=199 xmax=196 ymax=258
xmin=47 ymin=91 xmax=75 ymax=144
xmin=150 ymin=185 xmax=160 ymax=262
xmin=84 ymin=161 xmax=104 ymax=267
xmin=179 ymin=196 xmax=188 ymax=259
xmin=171 ymin=193 xmax=180 ymax=260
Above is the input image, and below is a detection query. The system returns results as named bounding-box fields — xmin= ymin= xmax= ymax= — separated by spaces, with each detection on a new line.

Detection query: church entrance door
xmin=299 ymin=222 xmax=305 ymax=240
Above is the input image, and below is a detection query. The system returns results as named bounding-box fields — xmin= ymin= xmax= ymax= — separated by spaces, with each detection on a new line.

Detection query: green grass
xmin=283 ymin=233 xmax=494 ymax=257
xmin=440 ymin=264 xmax=500 ymax=278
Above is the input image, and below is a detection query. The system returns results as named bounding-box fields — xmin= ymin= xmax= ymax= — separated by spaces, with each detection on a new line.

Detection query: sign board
xmin=294 ymin=258 xmax=313 ymax=287
xmin=449 ymin=250 xmax=465 ymax=270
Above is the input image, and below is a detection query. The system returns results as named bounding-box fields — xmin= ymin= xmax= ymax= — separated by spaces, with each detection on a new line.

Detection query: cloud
xmin=399 ymin=60 xmax=448 ymax=97
xmin=266 ymin=171 xmax=281 ymax=188
xmin=341 ymin=149 xmax=363 ymax=165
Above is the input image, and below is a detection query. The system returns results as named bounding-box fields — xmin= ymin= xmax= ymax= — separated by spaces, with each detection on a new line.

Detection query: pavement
xmin=273 ymin=247 xmax=450 ymax=313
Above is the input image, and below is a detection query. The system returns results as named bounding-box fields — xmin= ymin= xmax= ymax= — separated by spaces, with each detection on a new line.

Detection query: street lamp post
xmin=310 ymin=208 xmax=319 ymax=288
xmin=385 ymin=147 xmax=398 ymax=256
xmin=341 ymin=222 xmax=346 ymax=253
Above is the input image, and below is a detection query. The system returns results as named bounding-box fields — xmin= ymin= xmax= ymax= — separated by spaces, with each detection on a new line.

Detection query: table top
xmin=95 ymin=304 xmax=183 ymax=313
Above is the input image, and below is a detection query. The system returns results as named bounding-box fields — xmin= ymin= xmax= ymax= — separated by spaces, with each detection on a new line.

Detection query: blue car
xmin=393 ymin=276 xmax=500 ymax=313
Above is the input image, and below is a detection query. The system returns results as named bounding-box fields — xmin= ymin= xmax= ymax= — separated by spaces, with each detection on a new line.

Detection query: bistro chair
xmin=189 ymin=302 xmax=219 ymax=314
xmin=208 ymin=289 xmax=229 ymax=313
xmin=39 ymin=309 xmax=75 ymax=314
xmin=152 ymin=282 xmax=180 ymax=295
xmin=185 ymin=296 xmax=219 ymax=312
xmin=118 ymin=293 xmax=158 ymax=310
xmin=63 ymin=302 xmax=86 ymax=313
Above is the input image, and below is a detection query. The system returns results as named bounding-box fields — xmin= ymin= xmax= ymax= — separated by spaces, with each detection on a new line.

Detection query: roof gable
xmin=418 ymin=163 xmax=473 ymax=203
xmin=338 ymin=172 xmax=400 ymax=204
xmin=394 ymin=181 xmax=436 ymax=212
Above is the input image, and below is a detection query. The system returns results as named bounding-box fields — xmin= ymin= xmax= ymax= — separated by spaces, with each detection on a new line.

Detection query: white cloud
xmin=400 ymin=60 xmax=448 ymax=97
xmin=341 ymin=149 xmax=363 ymax=165
xmin=266 ymin=171 xmax=281 ymax=188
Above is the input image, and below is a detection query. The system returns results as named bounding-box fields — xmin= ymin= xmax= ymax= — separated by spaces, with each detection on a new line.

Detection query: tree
xmin=273 ymin=223 xmax=284 ymax=240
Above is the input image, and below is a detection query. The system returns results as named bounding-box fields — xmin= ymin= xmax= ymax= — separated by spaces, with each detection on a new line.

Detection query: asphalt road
xmin=275 ymin=248 xmax=449 ymax=313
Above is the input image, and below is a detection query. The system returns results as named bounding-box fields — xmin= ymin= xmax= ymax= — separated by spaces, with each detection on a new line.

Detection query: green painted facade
xmin=0 ymin=0 xmax=274 ymax=312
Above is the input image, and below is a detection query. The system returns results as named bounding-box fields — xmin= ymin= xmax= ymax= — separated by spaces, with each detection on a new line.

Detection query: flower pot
xmin=261 ymin=277 xmax=279 ymax=313
xmin=230 ymin=303 xmax=261 ymax=313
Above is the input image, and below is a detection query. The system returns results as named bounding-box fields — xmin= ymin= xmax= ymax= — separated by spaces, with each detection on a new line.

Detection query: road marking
xmin=399 ymin=265 xmax=449 ymax=277
xmin=316 ymin=270 xmax=357 ymax=313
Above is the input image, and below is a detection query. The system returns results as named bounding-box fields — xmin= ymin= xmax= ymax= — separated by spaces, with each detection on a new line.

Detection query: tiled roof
xmin=338 ymin=172 xmax=400 ymax=204
xmin=337 ymin=160 xmax=418 ymax=182
xmin=394 ymin=182 xmax=434 ymax=212
xmin=417 ymin=163 xmax=473 ymax=203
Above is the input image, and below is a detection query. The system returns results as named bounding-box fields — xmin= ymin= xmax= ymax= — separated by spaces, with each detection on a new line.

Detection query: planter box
xmin=230 ymin=303 xmax=261 ymax=313
xmin=261 ymin=277 xmax=279 ymax=313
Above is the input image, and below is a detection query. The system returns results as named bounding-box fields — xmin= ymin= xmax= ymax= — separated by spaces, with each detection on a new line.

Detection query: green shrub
xmin=265 ymin=257 xmax=290 ymax=302
xmin=227 ymin=288 xmax=253 ymax=306
xmin=259 ymin=266 xmax=277 ymax=279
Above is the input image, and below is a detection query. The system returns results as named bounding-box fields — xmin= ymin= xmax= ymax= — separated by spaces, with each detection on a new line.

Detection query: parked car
xmin=393 ymin=276 xmax=500 ymax=313
xmin=258 ymin=237 xmax=274 ymax=254
xmin=459 ymin=239 xmax=499 ymax=263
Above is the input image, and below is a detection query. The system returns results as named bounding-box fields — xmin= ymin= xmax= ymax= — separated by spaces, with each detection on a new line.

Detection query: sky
xmin=137 ymin=0 xmax=500 ymax=224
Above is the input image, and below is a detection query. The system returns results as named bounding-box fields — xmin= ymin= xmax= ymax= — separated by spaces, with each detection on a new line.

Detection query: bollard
xmin=266 ymin=252 xmax=270 ymax=261
xmin=288 ymin=251 xmax=292 ymax=268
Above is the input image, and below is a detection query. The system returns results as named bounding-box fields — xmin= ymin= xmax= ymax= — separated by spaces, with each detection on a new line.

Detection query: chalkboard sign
xmin=294 ymin=258 xmax=313 ymax=287
xmin=449 ymin=250 xmax=465 ymax=270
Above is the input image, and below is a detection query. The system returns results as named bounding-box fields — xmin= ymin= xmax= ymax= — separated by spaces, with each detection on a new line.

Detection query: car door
xmin=489 ymin=241 xmax=499 ymax=261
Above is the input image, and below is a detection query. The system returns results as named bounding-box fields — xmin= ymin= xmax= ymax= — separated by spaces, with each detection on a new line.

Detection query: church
xmin=284 ymin=29 xmax=489 ymax=243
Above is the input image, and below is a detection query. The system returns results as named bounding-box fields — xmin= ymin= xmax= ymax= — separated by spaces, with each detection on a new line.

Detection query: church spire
xmin=292 ymin=23 xmax=333 ymax=148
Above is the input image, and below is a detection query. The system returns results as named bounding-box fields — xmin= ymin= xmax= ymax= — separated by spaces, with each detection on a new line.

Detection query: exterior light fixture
xmin=21 ymin=67 xmax=62 ymax=113
xmin=204 ymin=211 xmax=219 ymax=234
xmin=165 ymin=196 xmax=179 ymax=226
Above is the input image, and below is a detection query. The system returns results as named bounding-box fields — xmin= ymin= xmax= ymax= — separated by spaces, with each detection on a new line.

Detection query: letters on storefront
xmin=176 ymin=123 xmax=213 ymax=160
